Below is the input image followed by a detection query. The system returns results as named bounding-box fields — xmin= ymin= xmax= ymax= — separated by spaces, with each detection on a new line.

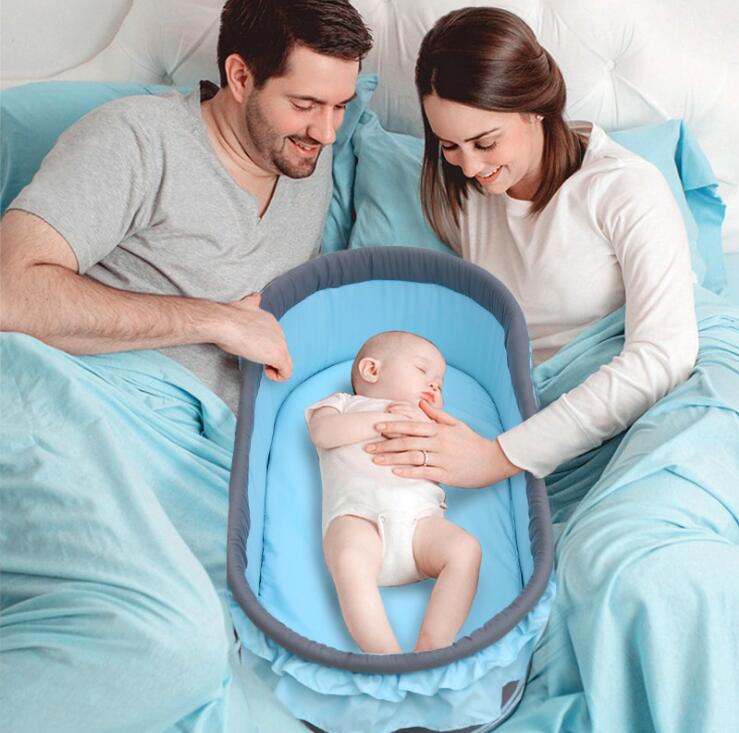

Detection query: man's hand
xmin=214 ymin=293 xmax=293 ymax=381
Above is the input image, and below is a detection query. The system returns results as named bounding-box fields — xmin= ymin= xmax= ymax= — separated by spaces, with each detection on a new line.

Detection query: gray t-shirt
xmin=11 ymin=81 xmax=333 ymax=412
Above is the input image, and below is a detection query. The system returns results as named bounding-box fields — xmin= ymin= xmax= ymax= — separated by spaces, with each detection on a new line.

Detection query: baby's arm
xmin=308 ymin=406 xmax=406 ymax=449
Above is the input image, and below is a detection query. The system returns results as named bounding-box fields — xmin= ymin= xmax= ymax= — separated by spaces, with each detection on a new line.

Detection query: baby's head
xmin=350 ymin=331 xmax=445 ymax=407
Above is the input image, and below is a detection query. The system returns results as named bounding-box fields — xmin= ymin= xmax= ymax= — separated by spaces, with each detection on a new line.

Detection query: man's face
xmin=242 ymin=45 xmax=359 ymax=178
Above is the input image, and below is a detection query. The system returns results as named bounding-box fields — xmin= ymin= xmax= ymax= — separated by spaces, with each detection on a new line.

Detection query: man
xmin=0 ymin=1 xmax=372 ymax=730
xmin=2 ymin=0 xmax=371 ymax=413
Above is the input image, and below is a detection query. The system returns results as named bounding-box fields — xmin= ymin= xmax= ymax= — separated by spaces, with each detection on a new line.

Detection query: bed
xmin=2 ymin=2 xmax=738 ymax=732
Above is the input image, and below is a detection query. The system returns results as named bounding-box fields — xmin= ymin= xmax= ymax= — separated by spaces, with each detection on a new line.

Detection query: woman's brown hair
xmin=415 ymin=7 xmax=587 ymax=245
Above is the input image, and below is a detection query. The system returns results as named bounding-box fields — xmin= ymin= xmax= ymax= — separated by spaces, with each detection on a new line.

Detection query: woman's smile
xmin=476 ymin=165 xmax=503 ymax=185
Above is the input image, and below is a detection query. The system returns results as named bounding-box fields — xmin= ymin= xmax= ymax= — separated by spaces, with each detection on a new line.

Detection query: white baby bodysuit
xmin=305 ymin=393 xmax=446 ymax=534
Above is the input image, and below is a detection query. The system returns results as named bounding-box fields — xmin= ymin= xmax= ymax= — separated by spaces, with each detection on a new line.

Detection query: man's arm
xmin=308 ymin=406 xmax=407 ymax=449
xmin=0 ymin=210 xmax=293 ymax=380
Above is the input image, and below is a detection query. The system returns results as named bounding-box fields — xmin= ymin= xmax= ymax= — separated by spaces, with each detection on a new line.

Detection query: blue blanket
xmin=1 ymin=339 xmax=239 ymax=731
xmin=1 ymin=286 xmax=738 ymax=732
xmin=499 ymin=288 xmax=739 ymax=733
xmin=0 ymin=336 xmax=312 ymax=733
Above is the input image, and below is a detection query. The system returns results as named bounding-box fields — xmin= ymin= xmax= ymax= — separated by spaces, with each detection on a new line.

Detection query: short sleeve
xmin=304 ymin=392 xmax=352 ymax=424
xmin=8 ymin=101 xmax=156 ymax=274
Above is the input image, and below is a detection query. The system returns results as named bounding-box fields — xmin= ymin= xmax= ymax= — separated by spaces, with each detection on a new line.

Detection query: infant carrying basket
xmin=227 ymin=247 xmax=554 ymax=733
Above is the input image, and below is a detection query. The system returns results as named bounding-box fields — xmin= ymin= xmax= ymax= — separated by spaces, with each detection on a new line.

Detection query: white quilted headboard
xmin=2 ymin=0 xmax=738 ymax=252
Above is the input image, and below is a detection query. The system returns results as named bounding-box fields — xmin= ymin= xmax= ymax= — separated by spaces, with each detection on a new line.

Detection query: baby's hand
xmin=386 ymin=401 xmax=430 ymax=422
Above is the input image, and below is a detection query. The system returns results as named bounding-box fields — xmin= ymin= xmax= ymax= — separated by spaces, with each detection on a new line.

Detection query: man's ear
xmin=357 ymin=357 xmax=380 ymax=384
xmin=224 ymin=53 xmax=253 ymax=104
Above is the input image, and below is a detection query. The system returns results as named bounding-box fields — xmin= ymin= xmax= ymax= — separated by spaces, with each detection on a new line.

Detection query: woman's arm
xmin=498 ymin=164 xmax=698 ymax=477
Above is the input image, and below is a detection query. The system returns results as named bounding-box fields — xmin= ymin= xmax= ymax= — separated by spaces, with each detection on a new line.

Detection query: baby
xmin=306 ymin=331 xmax=481 ymax=654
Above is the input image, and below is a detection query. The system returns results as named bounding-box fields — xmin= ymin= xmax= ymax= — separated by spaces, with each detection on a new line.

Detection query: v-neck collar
xmin=184 ymin=81 xmax=287 ymax=224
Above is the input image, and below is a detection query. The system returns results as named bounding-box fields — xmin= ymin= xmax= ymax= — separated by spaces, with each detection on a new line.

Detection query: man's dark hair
xmin=217 ymin=0 xmax=373 ymax=88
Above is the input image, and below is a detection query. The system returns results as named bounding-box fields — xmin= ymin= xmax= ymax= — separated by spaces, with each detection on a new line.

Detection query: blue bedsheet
xmin=1 ymin=285 xmax=738 ymax=733
xmin=0 ymin=335 xmax=322 ymax=733
xmin=499 ymin=287 xmax=739 ymax=733
xmin=0 ymin=338 xmax=239 ymax=732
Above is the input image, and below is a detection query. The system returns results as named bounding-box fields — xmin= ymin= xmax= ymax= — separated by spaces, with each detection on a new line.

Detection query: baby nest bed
xmin=227 ymin=246 xmax=555 ymax=733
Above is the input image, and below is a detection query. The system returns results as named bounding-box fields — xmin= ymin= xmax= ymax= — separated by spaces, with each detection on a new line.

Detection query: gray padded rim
xmin=228 ymin=247 xmax=553 ymax=674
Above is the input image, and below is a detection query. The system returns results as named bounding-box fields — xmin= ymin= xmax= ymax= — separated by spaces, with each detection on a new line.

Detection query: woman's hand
xmin=365 ymin=401 xmax=522 ymax=488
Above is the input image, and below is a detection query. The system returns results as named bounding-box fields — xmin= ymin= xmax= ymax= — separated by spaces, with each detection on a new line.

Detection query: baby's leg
xmin=412 ymin=515 xmax=482 ymax=652
xmin=323 ymin=515 xmax=401 ymax=654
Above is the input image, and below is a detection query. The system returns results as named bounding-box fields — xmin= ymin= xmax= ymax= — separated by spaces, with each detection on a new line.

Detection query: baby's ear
xmin=357 ymin=357 xmax=380 ymax=384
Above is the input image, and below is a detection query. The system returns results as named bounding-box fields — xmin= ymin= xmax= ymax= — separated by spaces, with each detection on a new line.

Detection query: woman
xmin=366 ymin=8 xmax=739 ymax=733
xmin=366 ymin=6 xmax=698 ymax=485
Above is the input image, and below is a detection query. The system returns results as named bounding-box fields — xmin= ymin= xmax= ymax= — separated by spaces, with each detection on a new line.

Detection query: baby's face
xmin=375 ymin=338 xmax=446 ymax=407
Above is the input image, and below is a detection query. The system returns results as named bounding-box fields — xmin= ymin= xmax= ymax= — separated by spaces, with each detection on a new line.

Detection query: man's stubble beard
xmin=244 ymin=93 xmax=322 ymax=179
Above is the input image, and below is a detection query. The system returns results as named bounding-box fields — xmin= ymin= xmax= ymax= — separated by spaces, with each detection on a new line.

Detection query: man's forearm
xmin=2 ymin=262 xmax=226 ymax=354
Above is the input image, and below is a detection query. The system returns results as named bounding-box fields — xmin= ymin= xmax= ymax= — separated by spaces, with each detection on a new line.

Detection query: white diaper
xmin=323 ymin=492 xmax=446 ymax=587
xmin=375 ymin=507 xmax=444 ymax=586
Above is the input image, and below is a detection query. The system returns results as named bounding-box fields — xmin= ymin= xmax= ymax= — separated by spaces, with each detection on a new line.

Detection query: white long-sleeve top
xmin=456 ymin=123 xmax=699 ymax=478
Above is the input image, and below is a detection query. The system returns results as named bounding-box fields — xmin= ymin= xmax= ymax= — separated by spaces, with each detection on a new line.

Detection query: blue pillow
xmin=1 ymin=81 xmax=186 ymax=215
xmin=321 ymin=74 xmax=378 ymax=252
xmin=349 ymin=110 xmax=454 ymax=255
xmin=345 ymin=110 xmax=726 ymax=294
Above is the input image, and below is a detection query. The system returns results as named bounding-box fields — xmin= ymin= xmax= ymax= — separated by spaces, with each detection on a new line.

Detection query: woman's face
xmin=423 ymin=93 xmax=545 ymax=201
